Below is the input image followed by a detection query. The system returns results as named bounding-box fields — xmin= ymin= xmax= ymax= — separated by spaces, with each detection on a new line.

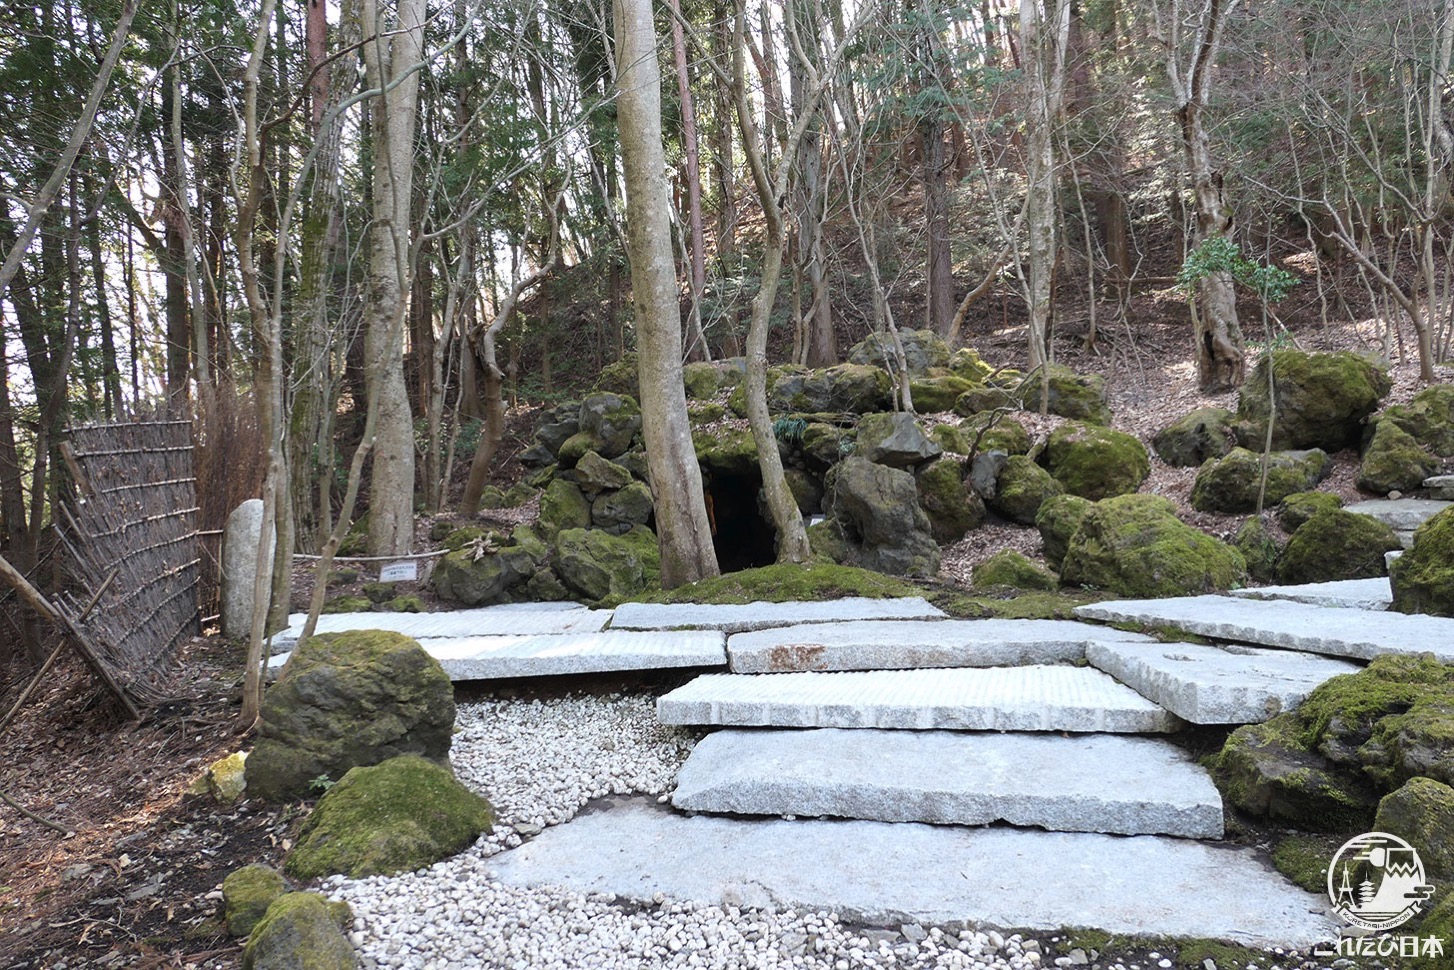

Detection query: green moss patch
xmin=1270 ymin=834 xmax=1342 ymax=892
xmin=1391 ymin=506 xmax=1454 ymax=617
xmin=972 ymin=550 xmax=1057 ymax=591
xmin=1276 ymin=508 xmax=1401 ymax=584
xmin=632 ymin=562 xmax=921 ymax=606
xmin=1059 ymin=494 xmax=1246 ymax=598
xmin=1042 ymin=422 xmax=1150 ymax=500
xmin=1276 ymin=491 xmax=1341 ymax=532
xmin=241 ymin=892 xmax=354 ymax=970
xmin=223 ymin=863 xmax=286 ymax=937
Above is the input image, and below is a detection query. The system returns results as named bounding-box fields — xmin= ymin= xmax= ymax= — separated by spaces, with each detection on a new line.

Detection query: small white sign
xmin=378 ymin=561 xmax=418 ymax=584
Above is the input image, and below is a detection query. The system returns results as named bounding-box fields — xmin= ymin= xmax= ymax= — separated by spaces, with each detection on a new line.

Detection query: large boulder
xmin=847 ymin=328 xmax=950 ymax=377
xmin=1152 ymin=407 xmax=1234 ymax=467
xmin=800 ymin=423 xmax=852 ymax=471
xmin=1359 ymin=419 xmax=1437 ymax=494
xmin=553 ymin=525 xmax=660 ymax=601
xmin=682 ymin=361 xmax=721 ymax=399
xmin=824 ymin=457 xmax=941 ymax=577
xmin=561 ymin=393 xmax=641 ymax=463
xmin=432 ymin=540 xmax=540 ymax=606
xmin=694 ymin=426 xmax=758 ymax=476
xmin=1374 ymin=777 xmax=1454 ymax=882
xmin=953 ymin=385 xmax=1016 ymax=416
xmin=1041 ymin=422 xmax=1150 ymax=500
xmin=223 ymin=864 xmax=287 ymax=938
xmin=1234 ymin=514 xmax=1284 ymax=584
xmin=574 ymin=450 xmax=634 ymax=496
xmin=947 ymin=347 xmax=994 ymax=383
xmin=1277 ymin=490 xmax=1342 ymax=532
xmin=591 ymin=481 xmax=655 ymax=534
xmin=915 ymin=457 xmax=985 ymax=544
xmin=1276 ymin=508 xmax=1401 ymax=584
xmin=987 ymin=456 xmax=1064 ymax=525
xmin=972 ymin=550 xmax=1057 ymax=591
xmin=284 ymin=756 xmax=493 ymax=880
xmin=959 ymin=413 xmax=1031 ymax=456
xmin=735 ymin=364 xmax=896 ymax=415
xmin=1035 ymin=493 xmax=1093 ymax=570
xmin=529 ymin=403 xmax=581 ymax=459
xmin=241 ymin=892 xmax=355 ymax=970
xmin=909 ymin=375 xmax=977 ymax=413
xmin=1190 ymin=447 xmax=1332 ymax=513
xmin=1019 ymin=365 xmax=1111 ymax=425
xmin=1376 ymin=384 xmax=1454 ymax=457
xmin=1235 ymin=350 xmax=1390 ymax=452
xmin=1390 ymin=506 xmax=1454 ymax=617
xmin=1059 ymin=494 xmax=1247 ymax=598
xmin=855 ymin=412 xmax=942 ymax=468
xmin=537 ymin=479 xmax=592 ymax=540
xmin=247 ymin=632 xmax=454 ymax=802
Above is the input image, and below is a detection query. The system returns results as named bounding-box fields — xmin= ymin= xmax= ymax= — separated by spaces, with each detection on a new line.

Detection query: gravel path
xmin=321 ymin=690 xmax=1348 ymax=970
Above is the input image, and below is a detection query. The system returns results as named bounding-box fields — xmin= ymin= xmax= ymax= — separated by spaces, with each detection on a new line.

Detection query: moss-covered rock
xmin=915 ymin=457 xmax=985 ymax=543
xmin=1020 ymin=365 xmax=1111 ymax=425
xmin=908 ymin=375 xmax=976 ymax=413
xmin=574 ymin=450 xmax=635 ymax=496
xmin=1374 ymin=777 xmax=1454 ymax=881
xmin=1377 ymin=383 xmax=1454 ymax=457
xmin=1212 ymin=713 xmax=1377 ymax=832
xmin=786 ymin=363 xmax=895 ymax=413
xmin=800 ymin=422 xmax=853 ymax=470
xmin=1277 ymin=490 xmax=1342 ymax=533
xmin=988 ymin=456 xmax=1064 ymax=525
xmin=824 ymin=457 xmax=941 ymax=577
xmin=1235 ymin=350 xmax=1390 ymax=451
xmin=528 ymin=403 xmax=581 ymax=461
xmin=195 ymin=751 xmax=249 ymax=804
xmin=1271 ymin=834 xmax=1343 ymax=892
xmin=440 ymin=526 xmax=490 ymax=552
xmin=537 ymin=479 xmax=591 ymax=541
xmin=285 ymin=756 xmax=491 ymax=880
xmin=1391 ymin=506 xmax=1454 ymax=617
xmin=1035 ymin=493 xmax=1093 ymax=570
xmin=1276 ymin=508 xmax=1401 ymax=584
xmin=806 ymin=517 xmax=853 ymax=564
xmin=972 ymin=550 xmax=1057 ymax=591
xmin=928 ymin=423 xmax=973 ymax=455
xmin=247 ymin=631 xmax=454 ymax=802
xmin=1151 ymin=407 xmax=1234 ymax=467
xmin=472 ymin=485 xmax=506 ymax=510
xmin=223 ymin=863 xmax=286 ymax=938
xmin=952 ymin=385 xmax=1016 ymax=416
xmin=640 ymin=561 xmax=922 ymax=604
xmin=1359 ymin=418 xmax=1438 ymax=494
xmin=688 ymin=401 xmax=727 ymax=425
xmin=431 ymin=541 xmax=538 ymax=606
xmin=591 ymin=481 xmax=655 ymax=533
xmin=682 ymin=361 xmax=721 ymax=399
xmin=1410 ymin=892 xmax=1454 ymax=969
xmin=959 ymin=412 xmax=1031 ymax=456
xmin=693 ymin=425 xmax=758 ymax=475
xmin=360 ymin=582 xmax=394 ymax=604
xmin=947 ymin=347 xmax=993 ymax=383
xmin=1189 ymin=447 xmax=1332 ymax=513
xmin=1041 ymin=422 xmax=1150 ymax=501
xmin=524 ymin=566 xmax=572 ymax=602
xmin=784 ymin=468 xmax=823 ymax=514
xmin=382 ymin=595 xmax=424 ymax=613
xmin=855 ymin=412 xmax=942 ymax=468
xmin=553 ymin=525 xmax=660 ymax=602
xmin=1234 ymin=515 xmax=1284 ymax=584
xmin=847 ymin=328 xmax=950 ymax=377
xmin=241 ymin=892 xmax=355 ymax=970
xmin=576 ymin=393 xmax=641 ymax=459
xmin=592 ymin=355 xmax=639 ymax=398
xmin=502 ymin=482 xmax=538 ymax=507
xmin=1059 ymin=494 xmax=1247 ymax=598
xmin=320 ymin=596 xmax=373 ymax=615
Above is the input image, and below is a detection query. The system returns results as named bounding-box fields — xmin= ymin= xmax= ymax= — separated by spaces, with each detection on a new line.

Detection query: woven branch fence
xmin=53 ymin=420 xmax=201 ymax=714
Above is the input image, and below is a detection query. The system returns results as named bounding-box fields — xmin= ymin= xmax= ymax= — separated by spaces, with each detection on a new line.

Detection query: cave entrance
xmin=705 ymin=469 xmax=778 ymax=573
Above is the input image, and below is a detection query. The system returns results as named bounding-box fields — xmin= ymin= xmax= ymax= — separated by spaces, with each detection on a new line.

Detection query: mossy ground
xmin=1270 ymin=833 xmax=1342 ymax=892
xmin=620 ymin=562 xmax=921 ymax=606
xmin=928 ymin=587 xmax=1112 ymax=620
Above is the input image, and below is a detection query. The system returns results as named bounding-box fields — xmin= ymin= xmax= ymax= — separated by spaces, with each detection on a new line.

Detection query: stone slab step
xmin=725 ymin=618 xmax=1153 ymax=673
xmin=1227 ymin=577 xmax=1391 ymax=611
xmin=271 ymin=630 xmax=724 ymax=680
xmin=488 ymin=798 xmax=1338 ymax=947
xmin=275 ymin=603 xmax=608 ymax=648
xmin=1085 ymin=641 xmax=1360 ymax=724
xmin=611 ymin=597 xmax=945 ymax=633
xmin=1075 ymin=595 xmax=1454 ymax=662
xmin=1426 ymin=474 xmax=1454 ymax=500
xmin=657 ymin=667 xmax=1181 ymax=733
xmin=671 ymin=729 xmax=1223 ymax=838
xmin=1345 ymin=497 xmax=1451 ymax=531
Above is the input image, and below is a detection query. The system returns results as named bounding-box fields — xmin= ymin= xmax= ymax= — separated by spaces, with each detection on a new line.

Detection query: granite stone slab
xmin=725 ymin=619 xmax=1153 ymax=673
xmin=1426 ymin=474 xmax=1454 ymax=500
xmin=274 ymin=604 xmax=609 ymax=648
xmin=1227 ymin=578 xmax=1391 ymax=611
xmin=1345 ymin=497 xmax=1451 ymax=531
xmin=657 ymin=667 xmax=1181 ymax=733
xmin=488 ymin=798 xmax=1338 ymax=947
xmin=672 ymin=728 xmax=1223 ymax=837
xmin=1074 ymin=595 xmax=1454 ymax=662
xmin=1085 ymin=641 xmax=1360 ymax=723
xmin=611 ymin=597 xmax=946 ymax=633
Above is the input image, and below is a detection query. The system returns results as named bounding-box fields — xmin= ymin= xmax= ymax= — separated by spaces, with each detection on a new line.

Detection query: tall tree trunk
xmin=666 ymin=0 xmax=710 ymax=363
xmin=617 ymin=0 xmax=720 ymax=585
xmin=788 ymin=0 xmax=835 ymax=366
xmin=360 ymin=0 xmax=425 ymax=557
xmin=1020 ymin=0 xmax=1070 ymax=372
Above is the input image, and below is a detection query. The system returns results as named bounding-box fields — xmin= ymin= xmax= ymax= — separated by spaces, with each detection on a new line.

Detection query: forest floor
xmin=0 ymin=263 xmax=1448 ymax=969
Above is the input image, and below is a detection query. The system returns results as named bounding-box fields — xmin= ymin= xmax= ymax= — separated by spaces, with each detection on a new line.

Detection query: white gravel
xmin=319 ymin=689 xmax=1340 ymax=970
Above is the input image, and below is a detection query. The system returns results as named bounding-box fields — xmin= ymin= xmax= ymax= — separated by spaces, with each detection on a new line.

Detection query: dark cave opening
xmin=704 ymin=470 xmax=778 ymax=573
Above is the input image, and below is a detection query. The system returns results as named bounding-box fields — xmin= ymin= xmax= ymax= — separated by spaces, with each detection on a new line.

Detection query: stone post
xmin=222 ymin=499 xmax=276 ymax=640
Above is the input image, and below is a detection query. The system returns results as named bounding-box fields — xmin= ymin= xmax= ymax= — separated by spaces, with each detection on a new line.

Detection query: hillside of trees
xmin=1 ymin=0 xmax=1451 ymax=666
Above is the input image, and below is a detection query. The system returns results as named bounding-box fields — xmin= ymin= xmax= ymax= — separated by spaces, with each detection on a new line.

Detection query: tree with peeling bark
xmin=1152 ymin=0 xmax=1246 ymax=391
xmin=615 ymin=0 xmax=721 ymax=587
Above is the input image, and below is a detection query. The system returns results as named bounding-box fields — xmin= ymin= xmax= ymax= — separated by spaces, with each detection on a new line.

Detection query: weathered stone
xmin=1191 ymin=447 xmax=1332 ymax=514
xmin=988 ymin=455 xmax=1064 ymax=524
xmin=592 ymin=354 xmax=639 ymax=397
xmin=1021 ymin=365 xmax=1111 ymax=425
xmin=537 ymin=479 xmax=591 ymax=540
xmin=915 ymin=457 xmax=984 ymax=543
xmin=529 ymin=403 xmax=580 ymax=458
xmin=908 ymin=375 xmax=977 ymax=413
xmin=967 ymin=450 xmax=1008 ymax=501
xmin=553 ymin=525 xmax=660 ymax=602
xmin=1374 ymin=777 xmax=1454 ymax=881
xmin=1278 ymin=490 xmax=1342 ymax=532
xmin=855 ymin=412 xmax=942 ymax=468
xmin=1235 ymin=350 xmax=1390 ymax=451
xmin=1391 ymin=506 xmax=1454 ymax=617
xmin=1360 ymin=419 xmax=1438 ymax=494
xmin=960 ymin=412 xmax=1032 ymax=456
xmin=573 ymin=450 xmax=634 ymax=496
xmin=800 ymin=422 xmax=853 ymax=470
xmin=241 ymin=892 xmax=355 ymax=970
xmin=222 ymin=499 xmax=275 ymax=640
xmin=577 ymin=393 xmax=641 ymax=458
xmin=847 ymin=328 xmax=950 ymax=377
xmin=972 ymin=550 xmax=1057 ymax=590
xmin=1277 ymin=508 xmax=1401 ymax=584
xmin=1042 ymin=422 xmax=1150 ymax=500
xmin=927 ymin=422 xmax=972 ymax=455
xmin=199 ymin=751 xmax=249 ymax=804
xmin=1346 ymin=497 xmax=1453 ymax=531
xmin=694 ymin=426 xmax=758 ymax=475
xmin=682 ymin=361 xmax=721 ymax=399
xmin=284 ymin=756 xmax=493 ymax=879
xmin=1234 ymin=514 xmax=1283 ymax=583
xmin=1153 ymin=407 xmax=1235 ymax=467
xmin=223 ymin=863 xmax=286 ymax=937
xmin=1213 ymin=714 xmax=1377 ymax=831
xmin=611 ymin=597 xmax=945 ymax=633
xmin=430 ymin=630 xmax=726 ymax=680
xmin=1060 ymin=495 xmax=1246 ymax=597
xmin=953 ymin=385 xmax=1016 ymax=415
xmin=247 ymin=631 xmax=454 ymax=801
xmin=1377 ymin=383 xmax=1454 ymax=457
xmin=431 ymin=543 xmax=537 ymax=607
xmin=1229 ymin=577 xmax=1392 ymax=611
xmin=277 ymin=605 xmax=603 ymax=645
xmin=947 ymin=347 xmax=994 ymax=382
xmin=824 ymin=457 xmax=941 ymax=577
xmin=590 ymin=481 xmax=655 ymax=534
xmin=320 ymin=595 xmax=372 ymax=614
xmin=784 ymin=468 xmax=823 ymax=514
xmin=671 ymin=729 xmax=1223 ymax=837
xmin=764 ymin=363 xmax=895 ymax=414
xmin=1035 ymin=493 xmax=1093 ymax=570
xmin=523 ymin=567 xmax=571 ymax=602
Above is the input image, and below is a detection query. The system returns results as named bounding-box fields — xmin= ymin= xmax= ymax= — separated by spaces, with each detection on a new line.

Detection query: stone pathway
xmin=1346 ymin=496 xmax=1451 ymax=546
xmin=611 ymin=597 xmax=946 ymax=632
xmin=1228 ymin=576 xmax=1392 ymax=610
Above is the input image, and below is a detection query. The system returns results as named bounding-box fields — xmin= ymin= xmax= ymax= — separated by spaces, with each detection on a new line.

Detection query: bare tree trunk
xmin=617 ymin=0 xmax=720 ymax=586
xmin=788 ymin=0 xmax=835 ymax=366
xmin=666 ymin=0 xmax=710 ymax=363
xmin=1019 ymin=0 xmax=1070 ymax=372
